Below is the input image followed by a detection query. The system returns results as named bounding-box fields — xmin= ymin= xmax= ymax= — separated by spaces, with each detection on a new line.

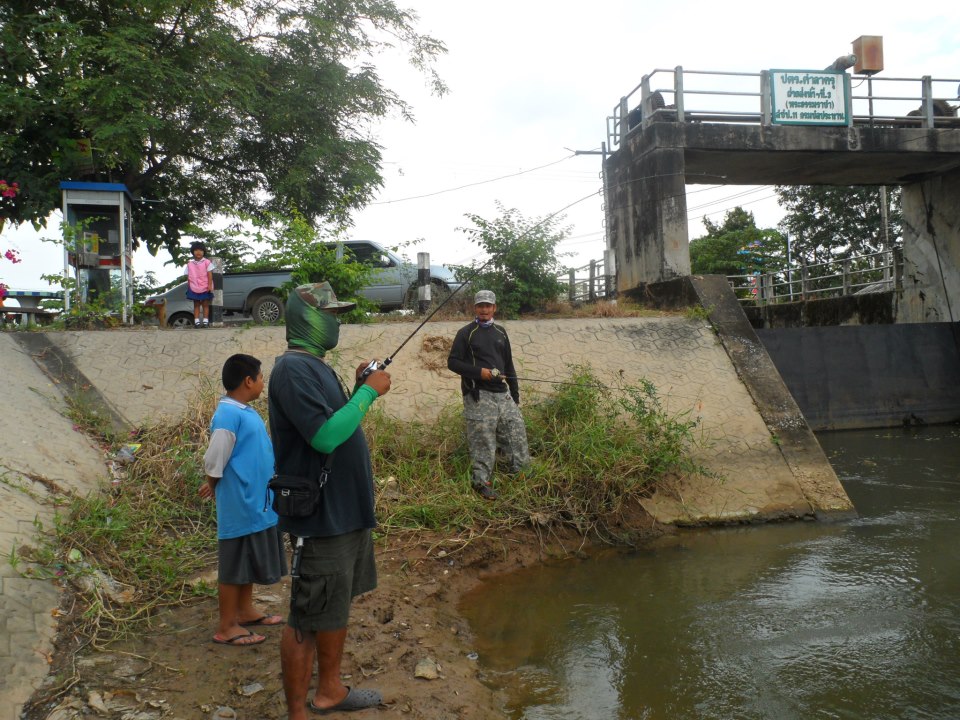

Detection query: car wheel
xmin=403 ymin=281 xmax=452 ymax=312
xmin=251 ymin=294 xmax=284 ymax=324
xmin=168 ymin=312 xmax=195 ymax=328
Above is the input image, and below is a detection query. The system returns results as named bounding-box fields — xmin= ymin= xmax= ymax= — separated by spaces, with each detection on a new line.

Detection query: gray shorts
xmin=288 ymin=528 xmax=377 ymax=633
xmin=218 ymin=526 xmax=287 ymax=585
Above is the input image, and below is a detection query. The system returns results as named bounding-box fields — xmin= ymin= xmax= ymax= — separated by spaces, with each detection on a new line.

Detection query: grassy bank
xmin=17 ymin=365 xmax=705 ymax=646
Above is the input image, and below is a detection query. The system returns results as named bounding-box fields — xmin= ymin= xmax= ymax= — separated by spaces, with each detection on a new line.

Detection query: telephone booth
xmin=60 ymin=181 xmax=135 ymax=323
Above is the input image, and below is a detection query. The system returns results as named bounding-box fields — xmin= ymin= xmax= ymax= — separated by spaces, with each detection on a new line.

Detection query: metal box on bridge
xmin=853 ymin=35 xmax=884 ymax=75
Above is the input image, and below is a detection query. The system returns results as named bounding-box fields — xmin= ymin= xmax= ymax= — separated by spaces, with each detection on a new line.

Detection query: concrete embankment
xmin=0 ymin=314 xmax=853 ymax=717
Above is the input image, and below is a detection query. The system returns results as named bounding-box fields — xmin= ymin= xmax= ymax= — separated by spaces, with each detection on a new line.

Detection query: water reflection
xmin=460 ymin=426 xmax=960 ymax=719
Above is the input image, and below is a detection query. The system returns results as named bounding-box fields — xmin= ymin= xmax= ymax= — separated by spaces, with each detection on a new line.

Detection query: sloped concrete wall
xmin=0 ymin=334 xmax=109 ymax=718
xmin=15 ymin=315 xmax=851 ymax=525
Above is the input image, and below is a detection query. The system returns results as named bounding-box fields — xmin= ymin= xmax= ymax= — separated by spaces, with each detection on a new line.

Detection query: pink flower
xmin=0 ymin=179 xmax=19 ymax=199
xmin=4 ymin=249 xmax=21 ymax=264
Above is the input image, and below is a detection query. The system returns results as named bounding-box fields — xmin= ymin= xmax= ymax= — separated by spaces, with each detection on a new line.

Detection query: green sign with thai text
xmin=770 ymin=70 xmax=850 ymax=126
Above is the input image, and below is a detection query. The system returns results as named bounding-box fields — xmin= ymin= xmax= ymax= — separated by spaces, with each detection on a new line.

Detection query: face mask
xmin=286 ymin=290 xmax=340 ymax=355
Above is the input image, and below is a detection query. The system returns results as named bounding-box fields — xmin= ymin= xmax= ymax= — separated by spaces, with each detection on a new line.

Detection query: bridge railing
xmin=558 ymin=257 xmax=615 ymax=303
xmin=726 ymin=248 xmax=902 ymax=306
xmin=608 ymin=67 xmax=960 ymax=149
xmin=555 ymin=248 xmax=901 ymax=306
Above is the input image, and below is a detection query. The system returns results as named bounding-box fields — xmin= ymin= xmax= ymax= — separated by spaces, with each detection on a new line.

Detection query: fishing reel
xmin=359 ymin=358 xmax=389 ymax=381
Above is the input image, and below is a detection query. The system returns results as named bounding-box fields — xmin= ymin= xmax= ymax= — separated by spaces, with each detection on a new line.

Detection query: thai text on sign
xmin=770 ymin=70 xmax=849 ymax=126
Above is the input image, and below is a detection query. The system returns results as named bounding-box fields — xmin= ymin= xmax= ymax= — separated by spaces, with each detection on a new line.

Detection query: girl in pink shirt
xmin=186 ymin=241 xmax=214 ymax=328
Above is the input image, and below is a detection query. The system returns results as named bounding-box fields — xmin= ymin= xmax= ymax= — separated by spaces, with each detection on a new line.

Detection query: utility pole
xmin=573 ymin=144 xmax=616 ymax=297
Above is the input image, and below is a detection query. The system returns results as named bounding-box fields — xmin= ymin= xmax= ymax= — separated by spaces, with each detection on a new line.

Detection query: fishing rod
xmin=359 ymin=189 xmax=600 ymax=380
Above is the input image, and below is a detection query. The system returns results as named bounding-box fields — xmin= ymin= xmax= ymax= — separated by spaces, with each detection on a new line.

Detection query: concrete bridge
xmin=603 ymin=66 xmax=960 ymax=326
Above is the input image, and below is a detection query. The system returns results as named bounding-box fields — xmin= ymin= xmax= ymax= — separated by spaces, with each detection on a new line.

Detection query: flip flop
xmin=308 ymin=687 xmax=382 ymax=714
xmin=212 ymin=630 xmax=266 ymax=646
xmin=239 ymin=614 xmax=285 ymax=627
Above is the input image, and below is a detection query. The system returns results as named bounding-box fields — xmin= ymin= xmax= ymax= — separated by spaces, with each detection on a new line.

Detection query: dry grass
xmin=21 ymin=381 xmax=226 ymax=647
xmin=21 ymin=365 xmax=704 ymax=649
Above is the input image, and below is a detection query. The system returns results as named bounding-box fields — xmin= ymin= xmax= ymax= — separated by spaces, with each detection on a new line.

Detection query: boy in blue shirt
xmin=201 ymin=353 xmax=287 ymax=646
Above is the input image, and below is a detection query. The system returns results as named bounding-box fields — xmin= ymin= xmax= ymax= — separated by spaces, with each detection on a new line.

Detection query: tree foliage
xmin=456 ymin=203 xmax=568 ymax=317
xmin=0 ymin=0 xmax=447 ymax=256
xmin=774 ymin=185 xmax=901 ymax=263
xmin=689 ymin=207 xmax=786 ymax=276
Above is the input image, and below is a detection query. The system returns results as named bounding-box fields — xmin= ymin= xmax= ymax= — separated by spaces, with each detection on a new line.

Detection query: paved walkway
xmin=0 ymin=318 xmax=851 ymax=718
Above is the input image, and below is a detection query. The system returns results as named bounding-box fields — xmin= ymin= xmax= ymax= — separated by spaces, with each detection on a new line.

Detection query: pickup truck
xmin=144 ymin=240 xmax=464 ymax=327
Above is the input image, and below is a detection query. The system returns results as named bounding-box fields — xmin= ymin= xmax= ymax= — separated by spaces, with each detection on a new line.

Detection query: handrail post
xmin=588 ymin=260 xmax=597 ymax=301
xmin=844 ymin=73 xmax=854 ymax=127
xmin=842 ymin=259 xmax=852 ymax=296
xmin=674 ymin=66 xmax=685 ymax=122
xmin=568 ymin=269 xmax=576 ymax=303
xmin=640 ymin=74 xmax=651 ymax=128
xmin=893 ymin=247 xmax=903 ymax=293
xmin=921 ymin=75 xmax=934 ymax=128
xmin=801 ymin=259 xmax=809 ymax=300
xmin=760 ymin=70 xmax=772 ymax=125
xmin=618 ymin=95 xmax=629 ymax=143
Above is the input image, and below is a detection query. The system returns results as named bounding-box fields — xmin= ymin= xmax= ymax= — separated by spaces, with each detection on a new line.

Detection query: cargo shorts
xmin=288 ymin=528 xmax=377 ymax=633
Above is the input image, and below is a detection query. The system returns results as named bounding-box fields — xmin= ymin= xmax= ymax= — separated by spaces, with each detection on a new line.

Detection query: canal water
xmin=459 ymin=426 xmax=960 ymax=719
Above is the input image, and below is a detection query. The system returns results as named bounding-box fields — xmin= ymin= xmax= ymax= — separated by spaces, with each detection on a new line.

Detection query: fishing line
xmin=503 ymin=374 xmax=620 ymax=391
xmin=359 ymin=188 xmax=602 ymax=379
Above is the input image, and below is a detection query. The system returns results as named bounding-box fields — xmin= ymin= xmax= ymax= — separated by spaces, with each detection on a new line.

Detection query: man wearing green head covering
xmin=268 ymin=282 xmax=391 ymax=718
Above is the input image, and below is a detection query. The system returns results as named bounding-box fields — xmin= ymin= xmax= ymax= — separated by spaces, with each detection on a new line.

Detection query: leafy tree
xmin=456 ymin=203 xmax=569 ymax=317
xmin=173 ymin=223 xmax=261 ymax=273
xmin=774 ymin=185 xmax=901 ymax=263
xmin=690 ymin=208 xmax=786 ymax=276
xmin=0 ymin=0 xmax=447 ymax=256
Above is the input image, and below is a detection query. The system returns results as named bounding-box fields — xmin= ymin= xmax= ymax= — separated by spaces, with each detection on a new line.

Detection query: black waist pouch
xmin=267 ymin=474 xmax=322 ymax=518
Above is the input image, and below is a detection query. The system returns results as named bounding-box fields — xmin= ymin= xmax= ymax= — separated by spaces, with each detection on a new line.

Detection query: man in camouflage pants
xmin=447 ymin=290 xmax=530 ymax=500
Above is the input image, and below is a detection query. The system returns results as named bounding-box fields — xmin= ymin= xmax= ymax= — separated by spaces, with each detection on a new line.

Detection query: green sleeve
xmin=309 ymin=384 xmax=379 ymax=454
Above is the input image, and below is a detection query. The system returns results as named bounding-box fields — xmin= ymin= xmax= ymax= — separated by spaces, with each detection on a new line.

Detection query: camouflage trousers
xmin=463 ymin=389 xmax=530 ymax=487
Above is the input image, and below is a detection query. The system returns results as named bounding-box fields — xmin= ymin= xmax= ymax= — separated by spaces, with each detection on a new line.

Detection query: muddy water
xmin=460 ymin=426 xmax=960 ymax=719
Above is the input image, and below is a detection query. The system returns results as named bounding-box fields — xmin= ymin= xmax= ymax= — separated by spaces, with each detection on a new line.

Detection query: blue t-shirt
xmin=204 ymin=397 xmax=278 ymax=540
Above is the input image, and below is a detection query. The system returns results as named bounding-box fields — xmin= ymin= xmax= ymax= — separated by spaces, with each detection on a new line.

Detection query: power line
xmin=370 ymin=154 xmax=577 ymax=205
xmin=686 ymin=186 xmax=773 ymax=213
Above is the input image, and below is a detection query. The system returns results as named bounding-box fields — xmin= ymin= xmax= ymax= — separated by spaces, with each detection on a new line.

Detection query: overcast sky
xmin=3 ymin=0 xmax=959 ymax=292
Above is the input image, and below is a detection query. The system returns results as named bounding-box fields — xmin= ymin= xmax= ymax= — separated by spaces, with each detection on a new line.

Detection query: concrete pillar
xmin=898 ymin=168 xmax=960 ymax=323
xmin=605 ymin=143 xmax=690 ymax=293
xmin=416 ymin=252 xmax=430 ymax=314
xmin=211 ymin=257 xmax=224 ymax=327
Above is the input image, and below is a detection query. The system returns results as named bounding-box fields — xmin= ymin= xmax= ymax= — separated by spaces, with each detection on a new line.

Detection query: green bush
xmin=456 ymin=202 xmax=568 ymax=317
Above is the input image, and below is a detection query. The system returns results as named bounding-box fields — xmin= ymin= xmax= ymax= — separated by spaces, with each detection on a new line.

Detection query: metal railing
xmin=726 ymin=249 xmax=902 ymax=306
xmin=555 ymin=249 xmax=901 ymax=306
xmin=608 ymin=67 xmax=960 ymax=149
xmin=559 ymin=257 xmax=614 ymax=303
